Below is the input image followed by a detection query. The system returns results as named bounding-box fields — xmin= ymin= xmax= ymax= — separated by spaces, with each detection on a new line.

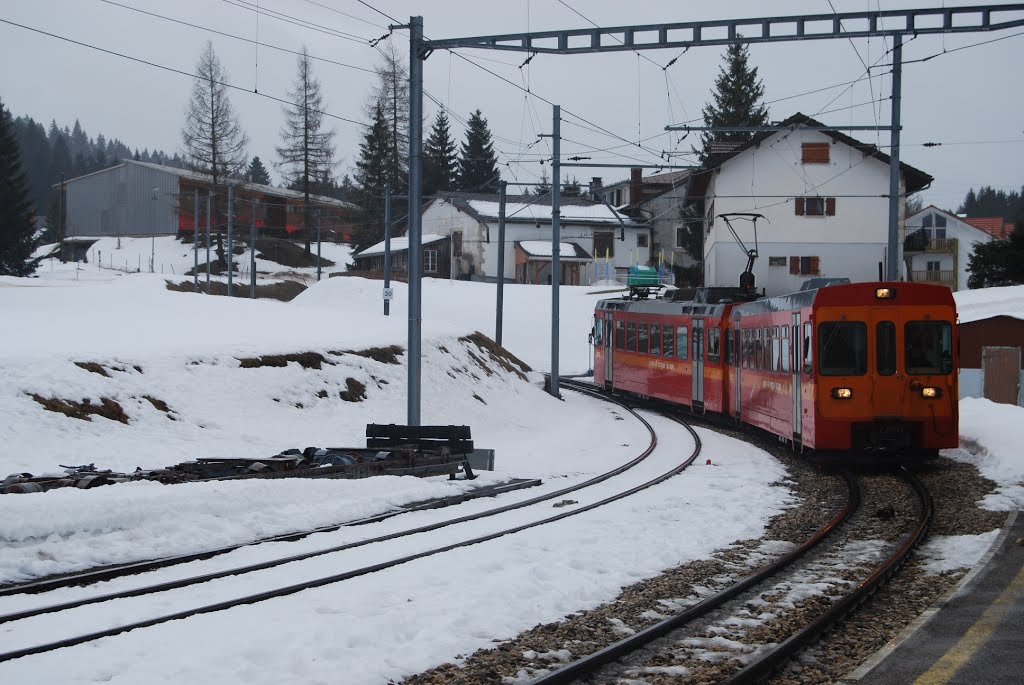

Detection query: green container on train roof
xmin=627 ymin=265 xmax=660 ymax=287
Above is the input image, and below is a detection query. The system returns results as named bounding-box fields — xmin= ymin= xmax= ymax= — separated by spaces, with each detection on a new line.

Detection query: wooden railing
xmin=911 ymin=269 xmax=955 ymax=287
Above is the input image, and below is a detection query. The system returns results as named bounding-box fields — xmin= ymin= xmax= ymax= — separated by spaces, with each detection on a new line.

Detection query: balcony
xmin=911 ymin=269 xmax=955 ymax=288
xmin=904 ymin=229 xmax=957 ymax=254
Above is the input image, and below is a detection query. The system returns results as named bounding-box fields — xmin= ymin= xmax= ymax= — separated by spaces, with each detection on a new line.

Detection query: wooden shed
xmin=957 ymin=313 xmax=1024 ymax=406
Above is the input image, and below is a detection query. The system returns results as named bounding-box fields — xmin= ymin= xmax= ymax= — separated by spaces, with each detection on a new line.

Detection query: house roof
xmin=962 ymin=216 xmax=1014 ymax=240
xmin=698 ymin=112 xmax=933 ymax=194
xmin=433 ymin=192 xmax=644 ymax=227
xmin=356 ymin=233 xmax=447 ymax=257
xmin=516 ymin=240 xmax=592 ymax=261
xmin=61 ymin=160 xmax=358 ymax=210
xmin=906 ymin=205 xmax=994 ymax=239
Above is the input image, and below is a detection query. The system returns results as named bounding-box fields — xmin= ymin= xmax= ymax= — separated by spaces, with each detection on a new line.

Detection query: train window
xmin=744 ymin=330 xmax=751 ymax=368
xmin=708 ymin=328 xmax=720 ymax=362
xmin=638 ymin=323 xmax=649 ymax=354
xmin=615 ymin=320 xmax=625 ymax=350
xmin=877 ymin=321 xmax=896 ymax=376
xmin=626 ymin=322 xmax=637 ymax=352
xmin=754 ymin=329 xmax=762 ymax=370
xmin=650 ymin=323 xmax=661 ymax=356
xmin=781 ymin=328 xmax=791 ymax=373
xmin=763 ymin=327 xmax=771 ymax=370
xmin=693 ymin=326 xmax=703 ymax=362
xmin=593 ymin=318 xmax=603 ymax=347
xmin=663 ymin=325 xmax=675 ymax=358
xmin=772 ymin=329 xmax=781 ymax=372
xmin=677 ymin=326 xmax=689 ymax=361
xmin=905 ymin=321 xmax=953 ymax=375
xmin=818 ymin=321 xmax=867 ymax=376
xmin=803 ymin=322 xmax=813 ymax=373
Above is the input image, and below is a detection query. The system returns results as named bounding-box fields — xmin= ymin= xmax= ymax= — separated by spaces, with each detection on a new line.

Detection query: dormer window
xmin=801 ymin=142 xmax=830 ymax=164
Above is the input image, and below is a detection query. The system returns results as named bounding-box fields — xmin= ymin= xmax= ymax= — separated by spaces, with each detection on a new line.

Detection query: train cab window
xmin=615 ymin=320 xmax=625 ymax=350
xmin=781 ymin=326 xmax=790 ymax=373
xmin=803 ymin=322 xmax=813 ymax=373
xmin=626 ymin=322 xmax=637 ymax=352
xmin=663 ymin=325 xmax=675 ymax=358
xmin=677 ymin=325 xmax=689 ymax=361
xmin=905 ymin=321 xmax=953 ymax=375
xmin=818 ymin=321 xmax=867 ymax=376
xmin=593 ymin=318 xmax=603 ymax=347
xmin=707 ymin=328 xmax=720 ymax=362
xmin=650 ymin=323 xmax=661 ymax=356
xmin=876 ymin=321 xmax=896 ymax=376
xmin=638 ymin=323 xmax=649 ymax=354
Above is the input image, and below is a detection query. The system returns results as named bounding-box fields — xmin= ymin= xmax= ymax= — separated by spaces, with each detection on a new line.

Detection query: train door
xmin=734 ymin=322 xmax=743 ymax=417
xmin=791 ymin=312 xmax=802 ymax=443
xmin=692 ymin=318 xmax=705 ymax=406
xmin=604 ymin=318 xmax=614 ymax=387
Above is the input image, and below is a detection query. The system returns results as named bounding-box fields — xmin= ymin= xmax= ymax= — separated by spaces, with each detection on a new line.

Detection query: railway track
xmin=0 ymin=385 xmax=704 ymax=667
xmin=524 ymin=467 xmax=931 ymax=685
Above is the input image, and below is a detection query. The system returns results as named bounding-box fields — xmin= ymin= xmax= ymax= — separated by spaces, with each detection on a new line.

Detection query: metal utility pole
xmin=406 ymin=15 xmax=424 ymax=426
xmin=250 ymin=198 xmax=257 ymax=299
xmin=384 ymin=183 xmax=392 ymax=316
xmin=316 ymin=209 xmax=322 ymax=282
xmin=887 ymin=34 xmax=904 ymax=282
xmin=205 ymin=192 xmax=212 ymax=293
xmin=193 ymin=189 xmax=199 ymax=291
xmin=59 ymin=173 xmax=67 ymax=263
xmin=495 ymin=180 xmax=507 ymax=345
xmin=550 ymin=106 xmax=562 ymax=399
xmin=227 ymin=186 xmax=234 ymax=297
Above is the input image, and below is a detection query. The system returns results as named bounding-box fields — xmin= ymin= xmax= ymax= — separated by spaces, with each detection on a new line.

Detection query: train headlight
xmin=875 ymin=287 xmax=896 ymax=299
xmin=831 ymin=387 xmax=854 ymax=400
xmin=921 ymin=386 xmax=942 ymax=399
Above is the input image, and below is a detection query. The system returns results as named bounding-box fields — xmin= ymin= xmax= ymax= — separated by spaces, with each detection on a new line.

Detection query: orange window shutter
xmin=810 ymin=256 xmax=820 ymax=275
xmin=789 ymin=256 xmax=799 ymax=274
xmin=794 ymin=197 xmax=805 ymax=215
xmin=825 ymin=197 xmax=836 ymax=216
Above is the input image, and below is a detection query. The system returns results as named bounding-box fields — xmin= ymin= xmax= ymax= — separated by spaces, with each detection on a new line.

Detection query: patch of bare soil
xmin=333 ymin=345 xmax=404 ymax=365
xmin=165 ymin=279 xmax=307 ymax=302
xmin=30 ymin=394 xmax=129 ymax=424
xmin=237 ymin=352 xmax=330 ymax=370
xmin=74 ymin=362 xmax=110 ymax=377
xmin=458 ymin=332 xmax=532 ymax=380
xmin=340 ymin=378 xmax=367 ymax=402
xmin=255 ymin=238 xmax=336 ymax=269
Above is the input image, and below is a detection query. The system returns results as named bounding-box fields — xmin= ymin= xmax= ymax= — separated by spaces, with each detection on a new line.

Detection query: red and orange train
xmin=593 ymin=282 xmax=959 ymax=456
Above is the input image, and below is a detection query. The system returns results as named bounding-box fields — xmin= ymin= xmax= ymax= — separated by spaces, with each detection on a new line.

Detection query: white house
xmin=903 ymin=205 xmax=994 ymax=291
xmin=695 ymin=113 xmax=932 ymax=296
xmin=412 ymin=192 xmax=650 ymax=285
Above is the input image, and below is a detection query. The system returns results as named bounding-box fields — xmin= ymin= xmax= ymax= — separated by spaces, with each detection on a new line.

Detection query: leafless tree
xmin=365 ymin=40 xmax=409 ymax=192
xmin=276 ymin=46 xmax=336 ymax=250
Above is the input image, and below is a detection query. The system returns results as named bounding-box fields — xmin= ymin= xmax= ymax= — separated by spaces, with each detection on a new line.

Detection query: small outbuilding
xmin=955 ymin=286 xmax=1024 ymax=406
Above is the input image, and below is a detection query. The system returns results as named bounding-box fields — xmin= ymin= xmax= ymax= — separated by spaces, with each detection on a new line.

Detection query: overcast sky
xmin=2 ymin=0 xmax=1021 ymax=210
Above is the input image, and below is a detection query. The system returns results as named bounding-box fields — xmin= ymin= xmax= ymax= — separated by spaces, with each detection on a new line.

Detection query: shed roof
xmin=434 ymin=192 xmax=644 ymax=227
xmin=356 ymin=233 xmax=446 ymax=257
xmin=954 ymin=285 xmax=1024 ymax=323
xmin=516 ymin=241 xmax=592 ymax=261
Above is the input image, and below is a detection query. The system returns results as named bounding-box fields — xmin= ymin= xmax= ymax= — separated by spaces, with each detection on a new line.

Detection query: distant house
xmin=962 ymin=216 xmax=1015 ymax=240
xmin=955 ymin=287 xmax=1024 ymax=406
xmin=592 ymin=169 xmax=696 ymax=276
xmin=903 ymin=205 xmax=993 ymax=291
xmin=353 ymin=192 xmax=649 ymax=285
xmin=57 ymin=160 xmax=358 ymax=243
xmin=690 ymin=112 xmax=932 ymax=296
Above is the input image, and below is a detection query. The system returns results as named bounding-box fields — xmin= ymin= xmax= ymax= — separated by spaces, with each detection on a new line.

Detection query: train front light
xmin=875 ymin=287 xmax=896 ymax=299
xmin=921 ymin=386 xmax=942 ymax=399
xmin=831 ymin=387 xmax=854 ymax=400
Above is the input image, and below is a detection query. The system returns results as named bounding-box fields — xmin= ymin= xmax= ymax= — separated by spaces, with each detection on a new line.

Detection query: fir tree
xmin=423 ymin=110 xmax=458 ymax=196
xmin=695 ymin=42 xmax=769 ymax=164
xmin=352 ymin=104 xmax=392 ymax=250
xmin=366 ymin=41 xmax=409 ymax=194
xmin=276 ymin=47 xmax=336 ymax=247
xmin=0 ymin=98 xmax=39 ymax=277
xmin=561 ymin=174 xmax=582 ymax=197
xmin=534 ymin=168 xmax=551 ymax=197
xmin=967 ymin=222 xmax=1024 ymax=288
xmin=246 ymin=156 xmax=272 ymax=185
xmin=457 ymin=109 xmax=500 ymax=192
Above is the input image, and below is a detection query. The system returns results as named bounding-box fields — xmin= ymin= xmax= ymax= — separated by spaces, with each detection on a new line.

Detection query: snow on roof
xmin=954 ymin=285 xmax=1024 ymax=323
xmin=465 ymin=200 xmax=634 ymax=225
xmin=356 ymin=233 xmax=446 ymax=257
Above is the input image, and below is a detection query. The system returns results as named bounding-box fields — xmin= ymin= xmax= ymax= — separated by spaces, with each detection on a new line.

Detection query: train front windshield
xmin=818 ymin=322 xmax=868 ymax=376
xmin=905 ymin=321 xmax=953 ymax=375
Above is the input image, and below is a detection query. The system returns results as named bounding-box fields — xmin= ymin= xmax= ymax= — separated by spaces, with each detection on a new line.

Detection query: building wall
xmin=705 ymin=130 xmax=899 ymax=295
xmin=66 ymin=163 xmax=179 ymax=237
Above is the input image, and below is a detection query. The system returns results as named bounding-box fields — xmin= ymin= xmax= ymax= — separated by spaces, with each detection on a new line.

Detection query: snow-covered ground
xmin=0 ymin=258 xmax=1021 ymax=684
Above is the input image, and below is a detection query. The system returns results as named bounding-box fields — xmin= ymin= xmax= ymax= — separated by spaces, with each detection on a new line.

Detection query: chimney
xmin=629 ymin=167 xmax=642 ymax=207
xmin=589 ymin=177 xmax=603 ymax=200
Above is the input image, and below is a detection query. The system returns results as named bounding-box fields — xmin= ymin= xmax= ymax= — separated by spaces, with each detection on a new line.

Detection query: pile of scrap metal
xmin=2 ymin=424 xmax=476 ymax=495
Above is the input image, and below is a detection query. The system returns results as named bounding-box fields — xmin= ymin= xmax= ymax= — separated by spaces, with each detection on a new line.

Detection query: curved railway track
xmin=0 ymin=384 xmax=704 ymax=666
xmin=528 ymin=467 xmax=932 ymax=685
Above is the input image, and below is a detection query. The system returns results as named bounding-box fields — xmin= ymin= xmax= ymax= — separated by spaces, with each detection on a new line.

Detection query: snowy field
xmin=0 ymin=253 xmax=1022 ymax=684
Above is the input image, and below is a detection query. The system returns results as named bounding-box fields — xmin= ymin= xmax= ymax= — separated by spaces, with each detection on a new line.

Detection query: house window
xmin=424 ymin=249 xmax=438 ymax=273
xmin=594 ymin=232 xmax=614 ymax=259
xmin=614 ymin=189 xmax=622 ymax=206
xmin=790 ymin=256 xmax=821 ymax=275
xmin=768 ymin=256 xmax=787 ymax=267
xmin=934 ymin=215 xmax=946 ymax=240
xmin=675 ymin=225 xmax=686 ymax=249
xmin=795 ymin=197 xmax=836 ymax=216
xmin=705 ymin=199 xmax=715 ymax=234
xmin=637 ymin=233 xmax=649 ymax=248
xmin=801 ymin=142 xmax=830 ymax=164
